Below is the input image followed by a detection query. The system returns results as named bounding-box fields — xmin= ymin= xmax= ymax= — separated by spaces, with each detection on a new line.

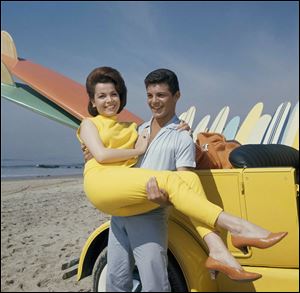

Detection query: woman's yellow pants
xmin=84 ymin=167 xmax=223 ymax=238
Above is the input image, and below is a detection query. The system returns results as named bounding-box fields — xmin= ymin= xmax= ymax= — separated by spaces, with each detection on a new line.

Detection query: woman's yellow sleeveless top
xmin=77 ymin=115 xmax=139 ymax=175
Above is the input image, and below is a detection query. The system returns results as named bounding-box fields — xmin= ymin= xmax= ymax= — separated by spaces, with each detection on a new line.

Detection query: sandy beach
xmin=1 ymin=176 xmax=110 ymax=292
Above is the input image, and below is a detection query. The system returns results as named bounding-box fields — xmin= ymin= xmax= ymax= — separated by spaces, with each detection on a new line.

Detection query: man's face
xmin=146 ymin=83 xmax=180 ymax=120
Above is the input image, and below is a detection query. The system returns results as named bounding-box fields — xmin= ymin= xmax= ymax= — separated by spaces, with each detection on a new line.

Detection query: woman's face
xmin=92 ymin=83 xmax=121 ymax=116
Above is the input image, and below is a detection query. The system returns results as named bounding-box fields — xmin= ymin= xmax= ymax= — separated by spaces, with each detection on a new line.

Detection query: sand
xmin=1 ymin=176 xmax=111 ymax=292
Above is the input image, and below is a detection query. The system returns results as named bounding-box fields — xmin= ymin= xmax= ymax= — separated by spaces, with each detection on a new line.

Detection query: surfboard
xmin=246 ymin=114 xmax=272 ymax=144
xmin=1 ymin=54 xmax=143 ymax=125
xmin=1 ymin=82 xmax=80 ymax=129
xmin=262 ymin=102 xmax=291 ymax=144
xmin=1 ymin=31 xmax=18 ymax=60
xmin=269 ymin=101 xmax=291 ymax=144
xmin=209 ymin=106 xmax=225 ymax=132
xmin=209 ymin=106 xmax=229 ymax=134
xmin=178 ymin=111 xmax=187 ymax=121
xmin=1 ymin=60 xmax=15 ymax=86
xmin=185 ymin=106 xmax=196 ymax=128
xmin=179 ymin=106 xmax=196 ymax=128
xmin=1 ymin=31 xmax=143 ymax=125
xmin=262 ymin=102 xmax=284 ymax=144
xmin=292 ymin=131 xmax=299 ymax=150
xmin=192 ymin=115 xmax=210 ymax=142
xmin=280 ymin=101 xmax=299 ymax=147
xmin=222 ymin=116 xmax=240 ymax=140
xmin=235 ymin=102 xmax=264 ymax=144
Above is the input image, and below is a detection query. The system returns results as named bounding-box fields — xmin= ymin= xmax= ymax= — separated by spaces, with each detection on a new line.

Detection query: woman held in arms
xmin=77 ymin=66 xmax=287 ymax=282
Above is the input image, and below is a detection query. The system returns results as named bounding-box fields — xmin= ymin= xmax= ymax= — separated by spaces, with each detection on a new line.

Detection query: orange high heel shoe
xmin=231 ymin=232 xmax=288 ymax=254
xmin=205 ymin=257 xmax=262 ymax=282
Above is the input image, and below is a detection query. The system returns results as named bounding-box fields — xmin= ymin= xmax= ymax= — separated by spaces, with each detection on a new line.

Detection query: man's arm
xmin=82 ymin=141 xmax=174 ymax=207
xmin=147 ymin=128 xmax=196 ymax=206
xmin=81 ymin=143 xmax=94 ymax=162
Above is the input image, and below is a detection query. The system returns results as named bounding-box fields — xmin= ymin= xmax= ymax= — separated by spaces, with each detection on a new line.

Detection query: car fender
xmin=77 ymin=218 xmax=217 ymax=291
xmin=168 ymin=219 xmax=217 ymax=292
xmin=77 ymin=221 xmax=110 ymax=281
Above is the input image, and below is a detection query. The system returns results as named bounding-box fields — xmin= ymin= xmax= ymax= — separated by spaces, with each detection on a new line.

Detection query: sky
xmin=1 ymin=1 xmax=299 ymax=165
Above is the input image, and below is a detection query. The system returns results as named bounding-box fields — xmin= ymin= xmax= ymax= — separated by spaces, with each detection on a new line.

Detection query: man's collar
xmin=144 ymin=115 xmax=180 ymax=130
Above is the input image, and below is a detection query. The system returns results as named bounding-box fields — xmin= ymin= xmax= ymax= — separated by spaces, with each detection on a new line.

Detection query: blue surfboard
xmin=222 ymin=116 xmax=240 ymax=140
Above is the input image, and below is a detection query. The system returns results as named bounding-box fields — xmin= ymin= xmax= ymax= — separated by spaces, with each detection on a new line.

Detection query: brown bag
xmin=195 ymin=132 xmax=241 ymax=169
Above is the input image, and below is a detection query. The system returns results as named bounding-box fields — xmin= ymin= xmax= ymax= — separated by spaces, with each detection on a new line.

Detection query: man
xmin=84 ymin=68 xmax=195 ymax=291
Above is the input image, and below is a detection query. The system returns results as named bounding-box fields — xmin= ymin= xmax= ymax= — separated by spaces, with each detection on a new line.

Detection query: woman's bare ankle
xmin=208 ymin=251 xmax=242 ymax=270
xmin=204 ymin=231 xmax=242 ymax=270
xmin=216 ymin=212 xmax=270 ymax=238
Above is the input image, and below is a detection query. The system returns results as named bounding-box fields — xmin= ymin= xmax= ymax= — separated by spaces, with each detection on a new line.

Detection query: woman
xmin=77 ymin=66 xmax=287 ymax=282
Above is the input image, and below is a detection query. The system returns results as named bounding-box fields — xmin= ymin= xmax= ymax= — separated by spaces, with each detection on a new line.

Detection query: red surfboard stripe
xmin=2 ymin=54 xmax=143 ymax=125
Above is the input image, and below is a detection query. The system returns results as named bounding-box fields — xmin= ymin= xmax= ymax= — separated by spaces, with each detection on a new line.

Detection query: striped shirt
xmin=136 ymin=115 xmax=196 ymax=170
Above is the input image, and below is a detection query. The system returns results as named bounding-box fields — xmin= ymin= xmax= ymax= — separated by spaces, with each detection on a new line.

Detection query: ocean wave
xmin=2 ymin=163 xmax=83 ymax=169
xmin=1 ymin=164 xmax=83 ymax=179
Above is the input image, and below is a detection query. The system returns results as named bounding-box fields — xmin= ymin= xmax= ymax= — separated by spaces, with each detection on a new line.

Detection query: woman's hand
xmin=135 ymin=129 xmax=149 ymax=155
xmin=177 ymin=120 xmax=193 ymax=136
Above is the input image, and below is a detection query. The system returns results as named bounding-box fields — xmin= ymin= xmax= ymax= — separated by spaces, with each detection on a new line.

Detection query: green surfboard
xmin=1 ymin=82 xmax=80 ymax=129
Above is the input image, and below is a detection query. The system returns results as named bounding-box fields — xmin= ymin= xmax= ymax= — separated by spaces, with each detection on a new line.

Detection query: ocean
xmin=1 ymin=159 xmax=84 ymax=179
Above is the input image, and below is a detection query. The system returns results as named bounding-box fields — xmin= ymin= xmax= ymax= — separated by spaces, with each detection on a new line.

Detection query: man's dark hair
xmin=144 ymin=68 xmax=180 ymax=95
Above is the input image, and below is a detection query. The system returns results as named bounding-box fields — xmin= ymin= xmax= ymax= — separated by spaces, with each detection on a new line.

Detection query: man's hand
xmin=81 ymin=143 xmax=94 ymax=162
xmin=135 ymin=129 xmax=150 ymax=155
xmin=146 ymin=177 xmax=172 ymax=207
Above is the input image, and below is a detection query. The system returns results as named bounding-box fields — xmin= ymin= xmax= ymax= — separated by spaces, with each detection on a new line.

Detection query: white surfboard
xmin=235 ymin=102 xmax=264 ymax=144
xmin=209 ymin=106 xmax=230 ymax=133
xmin=184 ymin=106 xmax=196 ymax=128
xmin=270 ymin=102 xmax=291 ymax=144
xmin=193 ymin=115 xmax=210 ymax=142
xmin=215 ymin=106 xmax=229 ymax=134
xmin=179 ymin=111 xmax=187 ymax=121
xmin=222 ymin=116 xmax=240 ymax=140
xmin=262 ymin=102 xmax=290 ymax=144
xmin=262 ymin=102 xmax=284 ymax=144
xmin=280 ymin=101 xmax=299 ymax=147
xmin=179 ymin=106 xmax=196 ymax=128
xmin=246 ymin=114 xmax=272 ymax=144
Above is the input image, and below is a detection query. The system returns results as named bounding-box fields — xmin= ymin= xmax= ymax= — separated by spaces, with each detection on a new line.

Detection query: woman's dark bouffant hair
xmin=86 ymin=67 xmax=127 ymax=116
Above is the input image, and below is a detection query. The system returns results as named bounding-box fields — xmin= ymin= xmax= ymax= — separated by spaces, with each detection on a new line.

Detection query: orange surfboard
xmin=1 ymin=54 xmax=143 ymax=125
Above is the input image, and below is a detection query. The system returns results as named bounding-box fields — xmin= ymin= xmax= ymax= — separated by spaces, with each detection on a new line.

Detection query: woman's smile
xmin=93 ymin=82 xmax=121 ymax=116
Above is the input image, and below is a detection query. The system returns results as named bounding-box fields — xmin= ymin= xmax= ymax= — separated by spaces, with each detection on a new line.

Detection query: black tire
xmin=168 ymin=252 xmax=188 ymax=292
xmin=93 ymin=247 xmax=188 ymax=292
xmin=93 ymin=248 xmax=108 ymax=292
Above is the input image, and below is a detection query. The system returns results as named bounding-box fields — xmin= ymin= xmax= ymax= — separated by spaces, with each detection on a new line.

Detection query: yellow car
xmin=63 ymin=145 xmax=299 ymax=292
